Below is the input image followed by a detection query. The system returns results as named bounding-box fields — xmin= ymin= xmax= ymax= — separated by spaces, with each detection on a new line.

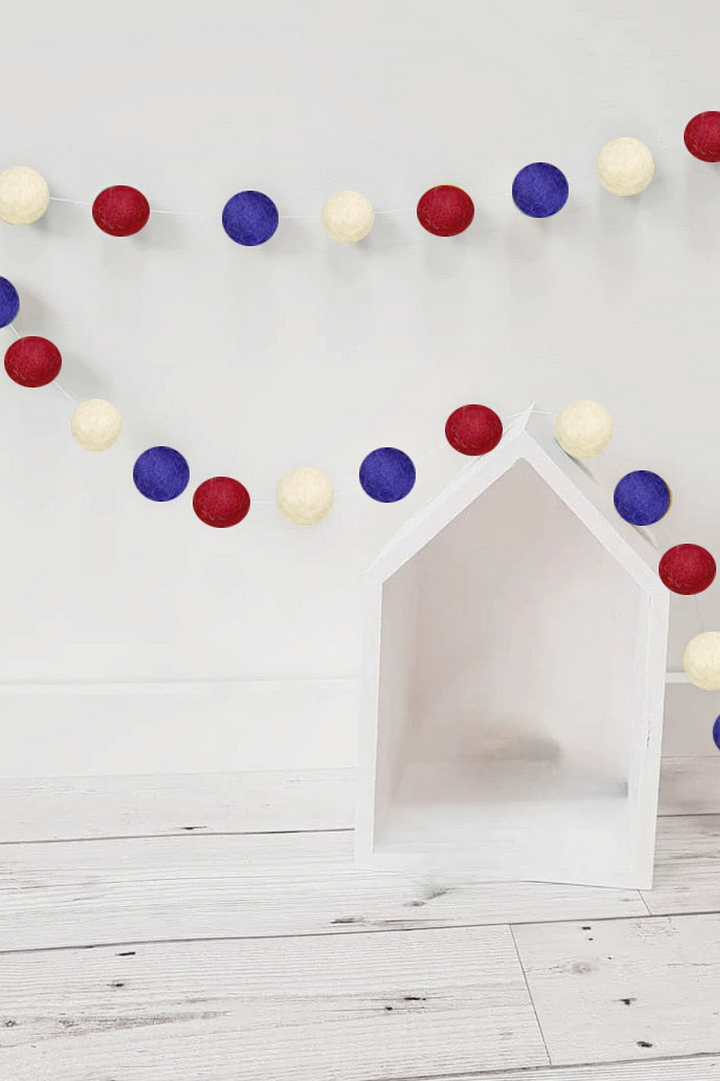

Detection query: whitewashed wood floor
xmin=1 ymin=759 xmax=720 ymax=1081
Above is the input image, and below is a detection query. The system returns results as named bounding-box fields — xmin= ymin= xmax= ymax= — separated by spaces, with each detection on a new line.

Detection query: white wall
xmin=1 ymin=1 xmax=719 ymax=771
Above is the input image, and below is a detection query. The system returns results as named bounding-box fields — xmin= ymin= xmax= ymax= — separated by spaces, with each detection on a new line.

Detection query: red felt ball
xmin=5 ymin=336 xmax=62 ymax=387
xmin=417 ymin=185 xmax=474 ymax=236
xmin=659 ymin=544 xmax=717 ymax=595
xmin=445 ymin=404 xmax=503 ymax=455
xmin=684 ymin=112 xmax=720 ymax=162
xmin=92 ymin=185 xmax=151 ymax=236
xmin=193 ymin=476 xmax=251 ymax=528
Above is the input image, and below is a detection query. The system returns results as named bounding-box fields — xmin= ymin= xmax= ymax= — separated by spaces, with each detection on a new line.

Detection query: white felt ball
xmin=683 ymin=632 xmax=720 ymax=690
xmin=276 ymin=467 xmax=334 ymax=525
xmin=322 ymin=191 xmax=374 ymax=243
xmin=596 ymin=138 xmax=655 ymax=196
xmin=555 ymin=400 xmax=613 ymax=459
xmin=0 ymin=166 xmax=50 ymax=224
xmin=71 ymin=399 xmax=123 ymax=451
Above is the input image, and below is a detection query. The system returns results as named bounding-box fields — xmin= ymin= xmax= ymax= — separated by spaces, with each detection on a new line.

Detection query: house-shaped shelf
xmin=357 ymin=410 xmax=669 ymax=889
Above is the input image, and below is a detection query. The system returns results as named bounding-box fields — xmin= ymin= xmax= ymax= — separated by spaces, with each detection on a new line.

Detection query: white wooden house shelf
xmin=357 ymin=410 xmax=670 ymax=890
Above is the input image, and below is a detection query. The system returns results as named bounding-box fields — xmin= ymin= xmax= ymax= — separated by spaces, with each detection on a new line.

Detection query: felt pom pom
xmin=555 ymin=400 xmax=613 ymax=459
xmin=92 ymin=186 xmax=150 ymax=236
xmin=0 ymin=276 xmax=19 ymax=328
xmin=683 ymin=631 xmax=720 ymax=690
xmin=684 ymin=112 xmax=720 ymax=162
xmin=222 ymin=191 xmax=278 ymax=246
xmin=614 ymin=470 xmax=671 ymax=526
xmin=713 ymin=716 xmax=720 ymax=752
xmin=659 ymin=544 xmax=716 ymax=595
xmin=596 ymin=138 xmax=655 ymax=196
xmin=445 ymin=404 xmax=503 ymax=455
xmin=322 ymin=191 xmax=374 ymax=243
xmin=133 ymin=447 xmax=190 ymax=502
xmin=276 ymin=467 xmax=334 ymax=525
xmin=417 ymin=185 xmax=474 ymax=236
xmin=193 ymin=476 xmax=251 ymax=527
xmin=359 ymin=447 xmax=416 ymax=503
xmin=71 ymin=399 xmax=123 ymax=451
xmin=0 ymin=166 xmax=49 ymax=224
xmin=512 ymin=163 xmax=569 ymax=218
xmin=4 ymin=336 xmax=61 ymax=387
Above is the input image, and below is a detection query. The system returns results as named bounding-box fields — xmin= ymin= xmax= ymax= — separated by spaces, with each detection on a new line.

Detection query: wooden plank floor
xmin=2 ymin=768 xmax=720 ymax=1080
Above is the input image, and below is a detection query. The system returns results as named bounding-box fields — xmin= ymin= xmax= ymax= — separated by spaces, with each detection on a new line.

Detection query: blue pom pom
xmin=222 ymin=191 xmax=279 ymax=246
xmin=0 ymin=276 xmax=20 ymax=328
xmin=713 ymin=716 xmax=720 ymax=752
xmin=512 ymin=163 xmax=569 ymax=218
xmin=614 ymin=470 xmax=671 ymax=526
xmin=133 ymin=447 xmax=190 ymax=502
xmin=360 ymin=447 xmax=416 ymax=503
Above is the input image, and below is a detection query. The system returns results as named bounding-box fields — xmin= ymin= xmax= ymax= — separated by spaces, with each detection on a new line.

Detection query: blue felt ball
xmin=0 ymin=276 xmax=20 ymax=328
xmin=512 ymin=163 xmax=569 ymax=218
xmin=359 ymin=447 xmax=416 ymax=503
xmin=133 ymin=447 xmax=190 ymax=502
xmin=222 ymin=191 xmax=279 ymax=246
xmin=713 ymin=716 xmax=720 ymax=752
xmin=614 ymin=470 xmax=671 ymax=526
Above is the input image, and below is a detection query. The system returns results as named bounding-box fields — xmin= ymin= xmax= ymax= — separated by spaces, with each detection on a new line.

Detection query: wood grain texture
xmin=658 ymin=758 xmax=720 ymax=816
xmin=645 ymin=814 xmax=720 ymax=915
xmin=0 ymin=756 xmax=710 ymax=845
xmin=0 ymin=769 xmax=354 ymax=842
xmin=513 ymin=913 xmax=720 ymax=1066
xmin=0 ymin=829 xmax=646 ymax=953
xmin=0 ymin=927 xmax=548 ymax=1081
xmin=407 ymin=1057 xmax=720 ymax=1080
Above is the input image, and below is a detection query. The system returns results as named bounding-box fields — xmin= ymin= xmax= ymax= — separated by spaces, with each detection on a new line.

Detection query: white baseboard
xmin=0 ymin=678 xmax=358 ymax=777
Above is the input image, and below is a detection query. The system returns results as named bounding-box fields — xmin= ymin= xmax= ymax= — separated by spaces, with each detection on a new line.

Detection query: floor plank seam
xmin=386 ymin=1047 xmax=720 ymax=1080
xmin=5 ymin=907 xmax=720 ymax=957
xmin=0 ymin=826 xmax=355 ymax=846
xmin=509 ymin=925 xmax=551 ymax=1068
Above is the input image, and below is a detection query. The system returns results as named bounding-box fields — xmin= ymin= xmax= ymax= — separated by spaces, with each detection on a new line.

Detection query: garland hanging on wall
xmin=3 ymin=111 xmax=720 ymax=742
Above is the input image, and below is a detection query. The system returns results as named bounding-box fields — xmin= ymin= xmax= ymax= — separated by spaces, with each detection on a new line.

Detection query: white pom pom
xmin=0 ymin=167 xmax=50 ymax=224
xmin=276 ymin=467 xmax=334 ymax=525
xmin=71 ymin=399 xmax=123 ymax=451
xmin=322 ymin=191 xmax=374 ymax=243
xmin=555 ymin=400 xmax=613 ymax=459
xmin=596 ymin=138 xmax=655 ymax=196
xmin=683 ymin=632 xmax=720 ymax=690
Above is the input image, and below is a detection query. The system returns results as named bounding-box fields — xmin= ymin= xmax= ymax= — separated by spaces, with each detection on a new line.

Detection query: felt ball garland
xmin=322 ymin=191 xmax=374 ymax=243
xmin=614 ymin=470 xmax=671 ymax=526
xmin=222 ymin=191 xmax=279 ymax=246
xmin=684 ymin=112 xmax=720 ymax=162
xmin=360 ymin=448 xmax=416 ymax=502
xmin=596 ymin=137 xmax=655 ymax=196
xmin=714 ymin=717 xmax=720 ymax=753
xmin=0 ymin=166 xmax=49 ymax=225
xmin=93 ymin=186 xmax=150 ymax=236
xmin=133 ymin=447 xmax=190 ymax=502
xmin=0 ymin=277 xmax=19 ymax=328
xmin=659 ymin=544 xmax=716 ymax=595
xmin=512 ymin=163 xmax=569 ymax=218
xmin=276 ymin=467 xmax=334 ymax=525
xmin=193 ymin=476 xmax=251 ymax=527
xmin=683 ymin=632 xmax=720 ymax=690
xmin=71 ymin=399 xmax=123 ymax=451
xmin=555 ymin=400 xmax=613 ymax=459
xmin=4 ymin=336 xmax=62 ymax=388
xmin=416 ymin=185 xmax=474 ymax=236
xmin=445 ymin=404 xmax=503 ymax=455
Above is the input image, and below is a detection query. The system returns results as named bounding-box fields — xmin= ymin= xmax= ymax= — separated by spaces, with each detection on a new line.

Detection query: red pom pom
xmin=659 ymin=544 xmax=716 ymax=595
xmin=92 ymin=185 xmax=151 ymax=236
xmin=5 ymin=336 xmax=62 ymax=387
xmin=684 ymin=112 xmax=720 ymax=162
xmin=445 ymin=404 xmax=503 ymax=455
xmin=193 ymin=477 xmax=251 ymax=528
xmin=417 ymin=185 xmax=474 ymax=236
